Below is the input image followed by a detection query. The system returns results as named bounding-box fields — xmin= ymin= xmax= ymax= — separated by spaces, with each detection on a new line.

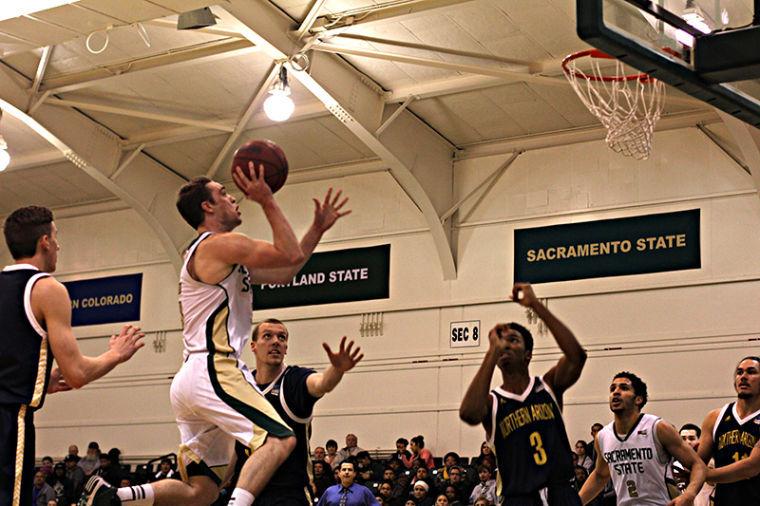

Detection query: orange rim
xmin=562 ymin=49 xmax=656 ymax=83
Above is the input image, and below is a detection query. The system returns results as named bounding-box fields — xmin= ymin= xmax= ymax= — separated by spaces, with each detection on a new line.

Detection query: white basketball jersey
xmin=597 ymin=413 xmax=674 ymax=506
xmin=179 ymin=232 xmax=253 ymax=360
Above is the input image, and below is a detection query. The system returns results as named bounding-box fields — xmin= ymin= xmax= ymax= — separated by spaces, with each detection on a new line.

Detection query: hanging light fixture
xmin=263 ymin=65 xmax=295 ymax=122
xmin=0 ymin=135 xmax=10 ymax=172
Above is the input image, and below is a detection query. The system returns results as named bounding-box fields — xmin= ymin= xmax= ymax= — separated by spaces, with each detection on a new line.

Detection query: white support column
xmin=718 ymin=111 xmax=760 ymax=198
xmin=223 ymin=0 xmax=459 ymax=279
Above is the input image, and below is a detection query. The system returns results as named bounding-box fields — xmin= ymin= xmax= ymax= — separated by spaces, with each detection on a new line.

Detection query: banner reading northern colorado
xmin=252 ymin=244 xmax=390 ymax=309
xmin=514 ymin=209 xmax=701 ymax=284
xmin=64 ymin=273 xmax=142 ymax=326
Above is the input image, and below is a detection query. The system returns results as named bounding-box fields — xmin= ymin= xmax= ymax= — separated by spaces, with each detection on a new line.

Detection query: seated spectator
xmin=312 ymin=460 xmax=334 ymax=499
xmin=467 ymin=466 xmax=496 ymax=506
xmin=394 ymin=438 xmax=414 ymax=469
xmin=78 ymin=442 xmax=101 ymax=477
xmin=574 ymin=440 xmax=593 ymax=473
xmin=32 ymin=471 xmax=56 ymax=506
xmin=413 ymin=466 xmax=435 ymax=494
xmin=64 ymin=453 xmax=85 ymax=499
xmin=435 ymin=452 xmax=460 ymax=487
xmin=382 ymin=465 xmax=410 ymax=506
xmin=472 ymin=497 xmax=491 ymax=506
xmin=67 ymin=444 xmax=80 ymax=463
xmin=470 ymin=443 xmax=493 ymax=468
xmin=377 ymin=480 xmax=394 ymax=506
xmin=334 ymin=433 xmax=364 ymax=467
xmin=434 ymin=494 xmax=449 ymax=506
xmin=443 ymin=466 xmax=470 ymax=501
xmin=410 ymin=436 xmax=435 ymax=470
xmin=325 ymin=439 xmax=339 ymax=469
xmin=47 ymin=462 xmax=74 ymax=506
xmin=38 ymin=456 xmax=54 ymax=477
xmin=443 ymin=485 xmax=463 ymax=506
xmin=153 ymin=457 xmax=176 ymax=481
xmin=314 ymin=446 xmax=327 ymax=462
xmin=46 ymin=501 xmax=57 ymax=506
xmin=405 ymin=500 xmax=416 ymax=506
xmin=571 ymin=466 xmax=588 ymax=491
xmin=96 ymin=452 xmax=122 ymax=486
xmin=356 ymin=451 xmax=383 ymax=484
xmin=411 ymin=480 xmax=434 ymax=506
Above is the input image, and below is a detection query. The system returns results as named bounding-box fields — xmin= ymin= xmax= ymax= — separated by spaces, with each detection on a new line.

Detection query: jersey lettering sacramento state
xmin=596 ymin=413 xmax=676 ymax=506
xmin=712 ymin=402 xmax=760 ymax=505
xmin=490 ymin=376 xmax=574 ymax=499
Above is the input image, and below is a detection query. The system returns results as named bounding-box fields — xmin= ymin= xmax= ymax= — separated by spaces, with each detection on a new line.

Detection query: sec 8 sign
xmin=450 ymin=320 xmax=481 ymax=348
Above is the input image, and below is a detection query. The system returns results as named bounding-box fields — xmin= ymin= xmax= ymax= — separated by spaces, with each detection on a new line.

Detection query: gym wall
xmin=21 ymin=125 xmax=760 ymax=460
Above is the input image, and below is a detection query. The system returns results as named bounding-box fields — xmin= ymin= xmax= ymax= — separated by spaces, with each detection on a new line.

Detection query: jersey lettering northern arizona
xmin=712 ymin=402 xmax=760 ymax=505
xmin=596 ymin=413 xmax=675 ymax=506
xmin=490 ymin=376 xmax=574 ymax=499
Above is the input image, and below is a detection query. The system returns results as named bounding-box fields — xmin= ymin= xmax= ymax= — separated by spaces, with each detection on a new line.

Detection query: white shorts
xmin=170 ymin=354 xmax=292 ymax=476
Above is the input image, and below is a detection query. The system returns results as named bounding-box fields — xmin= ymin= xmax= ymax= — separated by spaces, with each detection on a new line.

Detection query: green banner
xmin=514 ymin=210 xmax=701 ymax=283
xmin=252 ymin=244 xmax=390 ymax=309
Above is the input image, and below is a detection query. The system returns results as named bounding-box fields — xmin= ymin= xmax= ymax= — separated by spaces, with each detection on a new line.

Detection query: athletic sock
xmin=117 ymin=484 xmax=155 ymax=505
xmin=227 ymin=487 xmax=255 ymax=506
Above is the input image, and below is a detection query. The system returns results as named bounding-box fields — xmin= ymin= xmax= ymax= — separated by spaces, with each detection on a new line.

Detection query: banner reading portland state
xmin=252 ymin=244 xmax=390 ymax=309
xmin=514 ymin=209 xmax=701 ymax=284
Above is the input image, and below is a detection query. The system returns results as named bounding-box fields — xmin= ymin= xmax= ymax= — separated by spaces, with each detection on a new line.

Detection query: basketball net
xmin=563 ymin=50 xmax=665 ymax=160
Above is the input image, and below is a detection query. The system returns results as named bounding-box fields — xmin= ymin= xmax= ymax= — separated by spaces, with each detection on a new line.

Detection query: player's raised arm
xmin=656 ymin=421 xmax=706 ymax=505
xmin=579 ymin=437 xmax=610 ymax=505
xmin=459 ymin=325 xmax=507 ymax=426
xmin=249 ymin=187 xmax=350 ymax=284
xmin=306 ymin=336 xmax=363 ymax=398
xmin=511 ymin=283 xmax=587 ymax=397
xmin=36 ymin=277 xmax=144 ymax=389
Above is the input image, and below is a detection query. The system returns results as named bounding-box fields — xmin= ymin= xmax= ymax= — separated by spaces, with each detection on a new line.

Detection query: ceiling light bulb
xmin=0 ymin=149 xmax=10 ymax=172
xmin=264 ymin=90 xmax=295 ymax=122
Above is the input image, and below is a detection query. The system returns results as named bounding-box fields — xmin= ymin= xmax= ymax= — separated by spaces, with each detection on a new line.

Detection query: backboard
xmin=576 ymin=0 xmax=760 ymax=128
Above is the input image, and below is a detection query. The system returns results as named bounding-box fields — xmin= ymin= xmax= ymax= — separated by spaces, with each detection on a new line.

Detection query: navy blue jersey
xmin=490 ymin=376 xmax=574 ymax=499
xmin=0 ymin=266 xmax=52 ymax=408
xmin=711 ymin=402 xmax=760 ymax=505
xmin=235 ymin=365 xmax=318 ymax=499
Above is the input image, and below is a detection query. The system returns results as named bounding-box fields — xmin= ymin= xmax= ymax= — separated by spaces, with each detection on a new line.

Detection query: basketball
xmin=231 ymin=139 xmax=289 ymax=194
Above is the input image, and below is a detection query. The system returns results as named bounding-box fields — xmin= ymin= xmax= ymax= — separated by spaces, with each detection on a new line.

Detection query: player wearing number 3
xmin=579 ymin=372 xmax=705 ymax=506
xmin=460 ymin=282 xmax=587 ymax=506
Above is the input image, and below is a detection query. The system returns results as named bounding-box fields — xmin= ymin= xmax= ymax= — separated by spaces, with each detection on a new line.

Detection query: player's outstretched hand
xmin=233 ymin=162 xmax=273 ymax=204
xmin=667 ymin=492 xmax=695 ymax=506
xmin=47 ymin=367 xmax=72 ymax=394
xmin=323 ymin=336 xmax=363 ymax=373
xmin=510 ymin=282 xmax=538 ymax=307
xmin=312 ymin=187 xmax=351 ymax=233
xmin=109 ymin=324 xmax=145 ymax=363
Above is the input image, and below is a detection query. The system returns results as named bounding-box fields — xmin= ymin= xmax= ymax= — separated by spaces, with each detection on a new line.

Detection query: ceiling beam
xmin=120 ymin=102 xmax=329 ymax=150
xmin=717 ymin=111 xmax=760 ymax=197
xmin=206 ymin=64 xmax=279 ymax=178
xmin=308 ymin=0 xmax=476 ymax=37
xmin=458 ymin=109 xmax=720 ymax=159
xmin=45 ymin=97 xmax=235 ymax=132
xmin=310 ymin=42 xmax=567 ymax=87
xmin=40 ymin=38 xmax=257 ymax=94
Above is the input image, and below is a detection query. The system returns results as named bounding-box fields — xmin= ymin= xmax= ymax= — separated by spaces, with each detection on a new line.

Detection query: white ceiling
xmin=0 ymin=0 xmax=750 ymax=216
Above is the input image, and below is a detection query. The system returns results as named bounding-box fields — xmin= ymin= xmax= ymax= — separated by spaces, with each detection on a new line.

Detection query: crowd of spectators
xmin=40 ymin=421 xmax=677 ymax=506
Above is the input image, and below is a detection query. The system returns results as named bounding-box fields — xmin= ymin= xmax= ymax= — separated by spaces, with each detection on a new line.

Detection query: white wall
xmin=32 ymin=126 xmax=760 ymax=462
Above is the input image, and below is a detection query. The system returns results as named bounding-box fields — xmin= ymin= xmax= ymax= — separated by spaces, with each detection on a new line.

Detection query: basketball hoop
xmin=562 ymin=49 xmax=665 ymax=160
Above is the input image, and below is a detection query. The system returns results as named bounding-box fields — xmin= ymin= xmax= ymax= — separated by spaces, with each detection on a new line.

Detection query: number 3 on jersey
xmin=529 ymin=431 xmax=547 ymax=465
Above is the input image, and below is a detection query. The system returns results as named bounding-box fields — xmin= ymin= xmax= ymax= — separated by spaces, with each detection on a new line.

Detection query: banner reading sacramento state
xmin=252 ymin=244 xmax=390 ymax=309
xmin=514 ymin=209 xmax=701 ymax=284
